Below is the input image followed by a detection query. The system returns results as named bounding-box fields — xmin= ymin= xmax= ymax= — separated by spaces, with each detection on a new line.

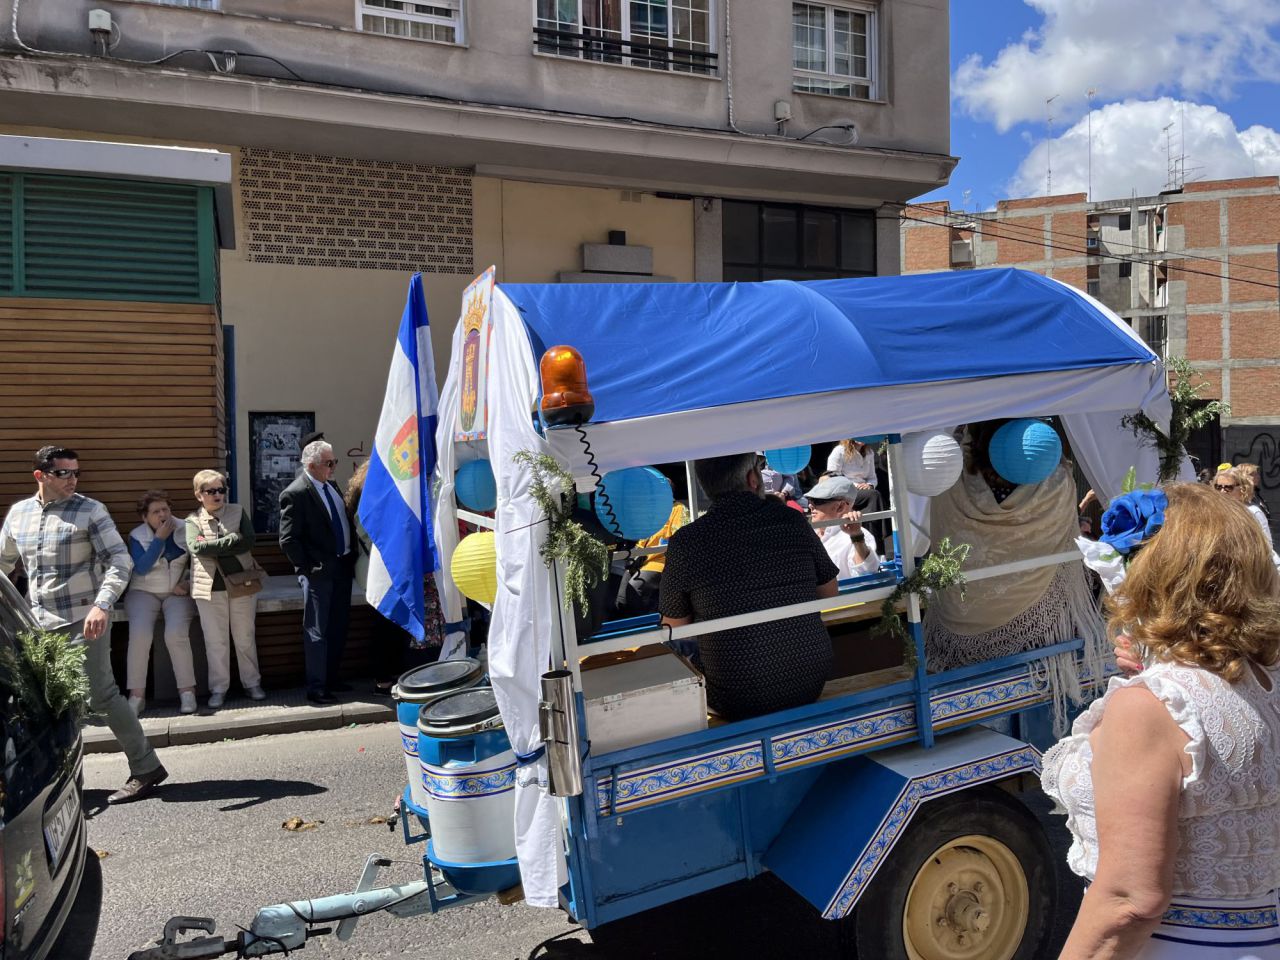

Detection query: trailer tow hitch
xmin=127 ymin=855 xmax=434 ymax=958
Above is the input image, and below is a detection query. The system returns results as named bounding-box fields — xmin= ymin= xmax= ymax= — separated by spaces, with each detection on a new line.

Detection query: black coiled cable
xmin=574 ymin=424 xmax=620 ymax=537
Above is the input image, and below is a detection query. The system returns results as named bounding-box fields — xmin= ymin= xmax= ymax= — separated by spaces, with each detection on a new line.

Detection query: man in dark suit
xmin=279 ymin=440 xmax=354 ymax=705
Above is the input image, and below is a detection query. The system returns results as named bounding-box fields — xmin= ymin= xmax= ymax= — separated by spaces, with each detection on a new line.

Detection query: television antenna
xmin=1046 ymin=94 xmax=1059 ymax=195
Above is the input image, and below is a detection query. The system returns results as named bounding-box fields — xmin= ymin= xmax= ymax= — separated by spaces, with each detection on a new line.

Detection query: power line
xmin=895 ymin=199 xmax=1280 ymax=276
xmin=891 ymin=201 xmax=1280 ymax=287
xmin=892 ymin=206 xmax=1280 ymax=291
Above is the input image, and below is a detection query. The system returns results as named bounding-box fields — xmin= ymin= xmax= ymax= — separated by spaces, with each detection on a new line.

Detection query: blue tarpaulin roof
xmin=501 ymin=268 xmax=1156 ymax=426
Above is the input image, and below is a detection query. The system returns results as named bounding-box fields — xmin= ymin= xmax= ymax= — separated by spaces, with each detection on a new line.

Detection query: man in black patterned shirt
xmin=659 ymin=452 xmax=838 ymax=721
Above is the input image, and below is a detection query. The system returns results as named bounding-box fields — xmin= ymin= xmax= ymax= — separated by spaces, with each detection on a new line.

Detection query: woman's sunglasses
xmin=1213 ymin=483 xmax=1237 ymax=492
xmin=201 ymin=487 xmax=228 ymax=497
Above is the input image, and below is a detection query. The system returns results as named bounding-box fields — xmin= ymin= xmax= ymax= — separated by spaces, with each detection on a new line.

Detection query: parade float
xmin=132 ymin=267 xmax=1175 ymax=960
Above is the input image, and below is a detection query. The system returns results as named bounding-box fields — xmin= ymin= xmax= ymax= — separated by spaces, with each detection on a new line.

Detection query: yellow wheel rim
xmin=901 ymin=834 xmax=1029 ymax=960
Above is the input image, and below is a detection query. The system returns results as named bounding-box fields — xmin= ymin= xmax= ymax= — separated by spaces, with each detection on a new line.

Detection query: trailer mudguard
xmin=763 ymin=726 xmax=1041 ymax=919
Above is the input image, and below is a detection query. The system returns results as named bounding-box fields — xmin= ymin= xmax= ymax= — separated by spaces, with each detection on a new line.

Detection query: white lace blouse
xmin=1041 ymin=660 xmax=1280 ymax=899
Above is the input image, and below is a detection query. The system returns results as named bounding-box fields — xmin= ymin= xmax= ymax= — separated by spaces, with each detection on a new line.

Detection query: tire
xmin=844 ymin=785 xmax=1056 ymax=960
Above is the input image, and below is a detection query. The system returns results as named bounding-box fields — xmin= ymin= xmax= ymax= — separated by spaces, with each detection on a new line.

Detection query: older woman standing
xmin=124 ymin=490 xmax=198 ymax=716
xmin=1043 ymin=483 xmax=1280 ymax=959
xmin=186 ymin=469 xmax=265 ymax=709
xmin=1215 ymin=465 xmax=1274 ymax=550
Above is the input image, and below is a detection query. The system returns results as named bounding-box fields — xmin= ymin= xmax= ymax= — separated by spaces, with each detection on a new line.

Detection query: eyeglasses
xmin=321 ymin=459 xmax=339 ymax=469
xmin=44 ymin=468 xmax=80 ymax=479
xmin=201 ymin=487 xmax=228 ymax=497
xmin=1214 ymin=483 xmax=1237 ymax=492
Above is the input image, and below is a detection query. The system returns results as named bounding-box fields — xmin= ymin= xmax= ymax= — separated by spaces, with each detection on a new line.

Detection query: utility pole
xmin=1086 ymin=88 xmax=1096 ymax=201
xmin=1046 ymin=94 xmax=1059 ymax=195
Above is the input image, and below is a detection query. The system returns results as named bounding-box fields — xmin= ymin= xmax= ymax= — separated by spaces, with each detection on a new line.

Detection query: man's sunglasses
xmin=201 ymin=487 xmax=228 ymax=497
xmin=1214 ymin=483 xmax=1237 ymax=492
xmin=321 ymin=459 xmax=339 ymax=469
xmin=43 ymin=468 xmax=80 ymax=479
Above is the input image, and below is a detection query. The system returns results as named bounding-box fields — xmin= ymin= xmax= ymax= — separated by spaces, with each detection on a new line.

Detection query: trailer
xmin=131 ymin=267 xmax=1172 ymax=960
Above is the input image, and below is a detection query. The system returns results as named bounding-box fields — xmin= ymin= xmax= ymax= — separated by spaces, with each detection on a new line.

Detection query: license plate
xmin=43 ymin=785 xmax=81 ymax=872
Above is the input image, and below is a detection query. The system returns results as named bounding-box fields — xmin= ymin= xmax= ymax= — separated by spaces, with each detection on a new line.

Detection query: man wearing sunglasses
xmin=0 ymin=445 xmax=167 ymax=802
xmin=279 ymin=440 xmax=355 ymax=705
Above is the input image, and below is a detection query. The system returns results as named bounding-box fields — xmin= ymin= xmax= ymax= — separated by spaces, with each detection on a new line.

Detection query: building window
xmin=1118 ymin=261 xmax=1132 ymax=278
xmin=723 ymin=200 xmax=876 ymax=281
xmin=535 ymin=0 xmax=716 ymax=75
xmin=359 ymin=0 xmax=463 ymax=44
xmin=1086 ymin=279 xmax=1101 ymax=297
xmin=792 ymin=2 xmax=876 ymax=99
xmin=1117 ymin=212 xmax=1131 ymax=231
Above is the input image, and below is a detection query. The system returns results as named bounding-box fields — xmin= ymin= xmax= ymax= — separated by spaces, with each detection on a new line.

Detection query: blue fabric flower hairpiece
xmin=1099 ymin=488 xmax=1168 ymax=557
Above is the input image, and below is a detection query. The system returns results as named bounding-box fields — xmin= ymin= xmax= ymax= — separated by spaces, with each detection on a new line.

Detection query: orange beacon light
xmin=539 ymin=345 xmax=595 ymax=426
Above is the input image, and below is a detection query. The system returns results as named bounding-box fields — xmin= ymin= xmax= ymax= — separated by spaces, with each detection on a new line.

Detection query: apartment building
xmin=901 ymin=176 xmax=1280 ymax=519
xmin=0 ymin=0 xmax=954 ymax=516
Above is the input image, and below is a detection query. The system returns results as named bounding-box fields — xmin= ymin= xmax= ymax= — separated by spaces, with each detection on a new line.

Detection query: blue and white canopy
xmin=434 ymin=267 xmax=1174 ymax=909
xmin=499 ymin=268 xmax=1171 ymax=493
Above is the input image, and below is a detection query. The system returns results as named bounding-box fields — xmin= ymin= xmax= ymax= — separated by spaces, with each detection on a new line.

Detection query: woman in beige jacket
xmin=185 ymin=469 xmax=265 ymax=710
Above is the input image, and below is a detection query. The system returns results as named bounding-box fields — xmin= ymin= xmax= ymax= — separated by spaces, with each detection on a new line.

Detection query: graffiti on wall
xmin=1223 ymin=425 xmax=1280 ymax=541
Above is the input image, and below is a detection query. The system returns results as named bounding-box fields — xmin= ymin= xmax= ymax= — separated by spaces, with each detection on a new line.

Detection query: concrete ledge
xmin=83 ymin=687 xmax=395 ymax=754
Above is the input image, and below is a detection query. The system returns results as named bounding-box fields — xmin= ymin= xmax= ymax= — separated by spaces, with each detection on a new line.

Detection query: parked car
xmin=0 ymin=572 xmax=87 ymax=959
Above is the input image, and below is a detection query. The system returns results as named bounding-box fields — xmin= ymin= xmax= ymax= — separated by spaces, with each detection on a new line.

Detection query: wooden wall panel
xmin=0 ymin=297 xmax=223 ymax=533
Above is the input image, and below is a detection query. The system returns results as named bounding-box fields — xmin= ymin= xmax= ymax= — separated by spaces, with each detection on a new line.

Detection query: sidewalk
xmin=83 ymin=683 xmax=395 ymax=754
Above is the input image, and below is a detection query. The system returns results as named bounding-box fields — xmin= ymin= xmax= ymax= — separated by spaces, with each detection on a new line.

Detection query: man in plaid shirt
xmin=0 ymin=445 xmax=168 ymax=803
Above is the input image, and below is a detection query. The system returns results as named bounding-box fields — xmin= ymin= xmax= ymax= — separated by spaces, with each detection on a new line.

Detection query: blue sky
xmin=921 ymin=0 xmax=1280 ymax=209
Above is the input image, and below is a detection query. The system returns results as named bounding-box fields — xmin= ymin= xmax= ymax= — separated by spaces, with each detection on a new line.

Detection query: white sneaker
xmin=179 ymin=691 xmax=198 ymax=714
xmin=245 ymin=685 xmax=267 ymax=701
xmin=127 ymin=695 xmax=145 ymax=716
xmin=207 ymin=691 xmax=225 ymax=709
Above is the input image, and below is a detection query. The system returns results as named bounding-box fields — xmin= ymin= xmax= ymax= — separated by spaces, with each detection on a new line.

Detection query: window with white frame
xmin=535 ymin=0 xmax=716 ymax=75
xmin=792 ymin=2 xmax=876 ymax=99
xmin=359 ymin=0 xmax=463 ymax=44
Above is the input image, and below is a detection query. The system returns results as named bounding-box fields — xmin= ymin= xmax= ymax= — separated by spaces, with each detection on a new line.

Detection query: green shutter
xmin=0 ymin=173 xmax=13 ymax=295
xmin=17 ymin=174 xmax=214 ymax=303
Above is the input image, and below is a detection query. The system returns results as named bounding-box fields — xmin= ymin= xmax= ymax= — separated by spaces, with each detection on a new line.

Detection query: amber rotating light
xmin=539 ymin=345 xmax=595 ymax=426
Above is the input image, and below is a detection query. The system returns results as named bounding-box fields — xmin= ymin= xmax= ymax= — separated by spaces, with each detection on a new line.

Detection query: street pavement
xmin=69 ymin=724 xmax=1083 ymax=960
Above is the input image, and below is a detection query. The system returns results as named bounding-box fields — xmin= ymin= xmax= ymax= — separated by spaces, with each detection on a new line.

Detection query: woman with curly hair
xmin=1043 ymin=482 xmax=1280 ymax=959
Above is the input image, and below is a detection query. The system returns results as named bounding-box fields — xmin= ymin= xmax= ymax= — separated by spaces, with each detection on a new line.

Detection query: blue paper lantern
xmin=989 ymin=419 xmax=1062 ymax=486
xmin=455 ymin=459 xmax=497 ymax=512
xmin=763 ymin=445 xmax=811 ymax=475
xmin=594 ymin=467 xmax=673 ymax=540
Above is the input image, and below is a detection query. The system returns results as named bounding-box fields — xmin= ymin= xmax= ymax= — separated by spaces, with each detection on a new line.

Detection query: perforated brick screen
xmin=238 ymin=148 xmax=473 ymax=273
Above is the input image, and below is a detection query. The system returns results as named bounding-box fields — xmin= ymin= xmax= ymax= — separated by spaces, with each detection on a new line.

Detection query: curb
xmin=83 ymin=699 xmax=395 ymax=754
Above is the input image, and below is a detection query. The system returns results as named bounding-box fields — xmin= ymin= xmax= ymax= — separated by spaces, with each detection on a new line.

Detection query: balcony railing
xmin=533 ymin=27 xmax=717 ymax=75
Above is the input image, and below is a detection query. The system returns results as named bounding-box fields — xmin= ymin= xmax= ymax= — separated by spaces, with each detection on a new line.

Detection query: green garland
xmin=511 ymin=450 xmax=609 ymax=610
xmin=0 ymin=629 xmax=90 ymax=720
xmin=875 ymin=537 xmax=971 ymax=667
xmin=1121 ymin=357 xmax=1229 ymax=484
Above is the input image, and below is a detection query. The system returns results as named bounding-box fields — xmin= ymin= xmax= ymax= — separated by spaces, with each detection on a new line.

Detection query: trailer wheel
xmin=844 ymin=786 xmax=1055 ymax=960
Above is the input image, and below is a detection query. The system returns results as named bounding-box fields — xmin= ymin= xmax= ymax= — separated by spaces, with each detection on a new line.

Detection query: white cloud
xmin=956 ymin=0 xmax=1280 ymax=131
xmin=1006 ymin=98 xmax=1280 ymax=200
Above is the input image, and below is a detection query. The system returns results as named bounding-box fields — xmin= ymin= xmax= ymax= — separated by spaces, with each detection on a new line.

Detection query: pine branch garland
xmin=875 ymin=537 xmax=971 ymax=667
xmin=1 ymin=629 xmax=90 ymax=720
xmin=1121 ymin=357 xmax=1229 ymax=483
xmin=511 ymin=450 xmax=609 ymax=610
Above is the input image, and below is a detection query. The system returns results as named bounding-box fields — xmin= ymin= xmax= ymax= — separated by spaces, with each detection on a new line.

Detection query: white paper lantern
xmin=903 ymin=431 xmax=963 ymax=497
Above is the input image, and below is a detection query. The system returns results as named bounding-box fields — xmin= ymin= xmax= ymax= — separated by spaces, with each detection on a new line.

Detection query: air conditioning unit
xmin=950 ymin=240 xmax=973 ymax=264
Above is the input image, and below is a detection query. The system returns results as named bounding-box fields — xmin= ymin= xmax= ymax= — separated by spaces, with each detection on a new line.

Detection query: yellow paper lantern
xmin=451 ymin=531 xmax=497 ymax=605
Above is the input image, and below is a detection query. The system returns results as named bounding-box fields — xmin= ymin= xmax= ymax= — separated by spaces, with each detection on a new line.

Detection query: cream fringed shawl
xmin=925 ymin=463 xmax=1107 ymax=732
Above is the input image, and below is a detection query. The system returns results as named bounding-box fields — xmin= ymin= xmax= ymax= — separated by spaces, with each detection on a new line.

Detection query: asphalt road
xmin=68 ymin=724 xmax=1083 ymax=960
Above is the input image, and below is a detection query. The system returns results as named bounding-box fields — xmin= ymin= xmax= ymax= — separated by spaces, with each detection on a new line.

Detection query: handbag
xmin=220 ymin=559 xmax=267 ymax=599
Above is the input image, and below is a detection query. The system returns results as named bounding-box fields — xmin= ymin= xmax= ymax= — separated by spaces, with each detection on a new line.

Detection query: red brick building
xmin=901 ymin=177 xmax=1280 ymax=513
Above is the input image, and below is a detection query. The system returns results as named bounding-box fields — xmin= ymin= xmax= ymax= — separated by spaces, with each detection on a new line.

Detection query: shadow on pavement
xmin=52 ymin=846 xmax=103 ymax=960
xmin=157 ymin=777 xmax=329 ymax=811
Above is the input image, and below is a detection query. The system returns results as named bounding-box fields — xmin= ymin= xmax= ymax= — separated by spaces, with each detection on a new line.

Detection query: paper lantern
xmin=594 ymin=467 xmax=673 ymax=540
xmin=455 ymin=459 xmax=497 ymax=512
xmin=763 ymin=445 xmax=811 ymax=475
xmin=989 ymin=419 xmax=1062 ymax=486
xmin=902 ymin=431 xmax=963 ymax=497
xmin=451 ymin=531 xmax=497 ymax=604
